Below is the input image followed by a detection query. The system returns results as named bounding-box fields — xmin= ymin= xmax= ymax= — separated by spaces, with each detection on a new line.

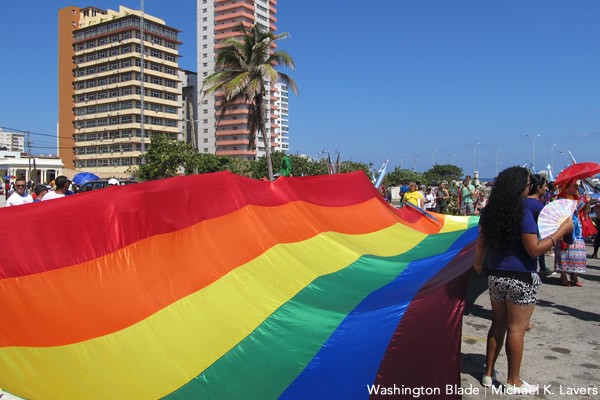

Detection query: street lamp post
xmin=549 ymin=143 xmax=557 ymax=172
xmin=495 ymin=149 xmax=501 ymax=177
xmin=432 ymin=148 xmax=439 ymax=166
xmin=449 ymin=153 xmax=456 ymax=164
xmin=400 ymin=153 xmax=408 ymax=170
xmin=411 ymin=154 xmax=418 ymax=171
xmin=525 ymin=134 xmax=541 ymax=170
xmin=472 ymin=142 xmax=481 ymax=175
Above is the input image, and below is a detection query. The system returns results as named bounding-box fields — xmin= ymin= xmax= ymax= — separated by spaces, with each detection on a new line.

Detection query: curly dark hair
xmin=528 ymin=173 xmax=547 ymax=196
xmin=480 ymin=166 xmax=530 ymax=250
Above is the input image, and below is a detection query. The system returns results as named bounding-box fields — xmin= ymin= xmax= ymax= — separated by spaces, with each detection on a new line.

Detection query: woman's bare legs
xmin=485 ymin=299 xmax=507 ymax=378
xmin=505 ymin=302 xmax=536 ymax=386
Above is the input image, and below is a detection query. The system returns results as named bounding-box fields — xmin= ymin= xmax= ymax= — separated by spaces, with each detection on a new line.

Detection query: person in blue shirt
xmin=473 ymin=167 xmax=573 ymax=395
xmin=33 ymin=184 xmax=49 ymax=202
xmin=524 ymin=174 xmax=552 ymax=274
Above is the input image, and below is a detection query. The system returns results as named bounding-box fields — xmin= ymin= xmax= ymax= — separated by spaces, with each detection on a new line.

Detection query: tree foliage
xmin=421 ymin=164 xmax=463 ymax=185
xmin=132 ymin=137 xmax=465 ymax=197
xmin=134 ymin=134 xmax=197 ymax=181
xmin=383 ymin=167 xmax=423 ymax=187
xmin=339 ymin=161 xmax=371 ymax=176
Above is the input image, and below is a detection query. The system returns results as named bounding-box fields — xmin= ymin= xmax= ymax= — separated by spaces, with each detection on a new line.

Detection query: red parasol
xmin=554 ymin=162 xmax=600 ymax=186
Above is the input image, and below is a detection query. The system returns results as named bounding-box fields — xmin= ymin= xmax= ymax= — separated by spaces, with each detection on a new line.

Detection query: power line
xmin=30 ymin=145 xmax=72 ymax=150
xmin=0 ymin=125 xmax=73 ymax=140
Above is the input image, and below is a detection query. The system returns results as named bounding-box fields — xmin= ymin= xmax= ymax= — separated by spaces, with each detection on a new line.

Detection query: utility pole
xmin=26 ymin=131 xmax=32 ymax=183
xmin=188 ymin=101 xmax=197 ymax=150
xmin=33 ymin=158 xmax=38 ymax=185
xmin=139 ymin=0 xmax=146 ymax=164
xmin=525 ymin=133 xmax=540 ymax=171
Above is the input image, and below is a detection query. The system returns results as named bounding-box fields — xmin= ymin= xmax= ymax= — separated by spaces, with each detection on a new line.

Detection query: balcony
xmin=216 ymin=149 xmax=256 ymax=156
xmin=215 ymin=2 xmax=254 ymax=13
xmin=216 ymin=139 xmax=250 ymax=146
xmin=215 ymin=31 xmax=244 ymax=40
xmin=216 ymin=119 xmax=246 ymax=126
xmin=219 ymin=108 xmax=250 ymax=116
xmin=216 ymin=129 xmax=250 ymax=136
xmin=215 ymin=21 xmax=253 ymax=32
xmin=215 ymin=11 xmax=256 ymax=23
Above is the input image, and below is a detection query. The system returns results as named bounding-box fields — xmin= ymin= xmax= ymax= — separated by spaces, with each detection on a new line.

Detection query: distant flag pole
xmin=327 ymin=153 xmax=334 ymax=175
xmin=334 ymin=151 xmax=340 ymax=174
xmin=403 ymin=201 xmax=440 ymax=226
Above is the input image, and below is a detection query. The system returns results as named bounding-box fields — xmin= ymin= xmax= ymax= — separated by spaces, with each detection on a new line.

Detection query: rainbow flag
xmin=0 ymin=172 xmax=477 ymax=400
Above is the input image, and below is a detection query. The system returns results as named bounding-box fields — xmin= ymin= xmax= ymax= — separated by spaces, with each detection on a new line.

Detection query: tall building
xmin=275 ymin=82 xmax=290 ymax=152
xmin=178 ymin=70 xmax=199 ymax=149
xmin=58 ymin=6 xmax=181 ymax=176
xmin=0 ymin=128 xmax=25 ymax=152
xmin=197 ymin=0 xmax=287 ymax=160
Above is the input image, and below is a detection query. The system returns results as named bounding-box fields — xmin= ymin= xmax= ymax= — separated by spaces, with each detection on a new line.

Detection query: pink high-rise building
xmin=197 ymin=0 xmax=289 ymax=159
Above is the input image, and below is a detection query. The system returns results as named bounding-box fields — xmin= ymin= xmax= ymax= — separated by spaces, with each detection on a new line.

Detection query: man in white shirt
xmin=43 ymin=175 xmax=71 ymax=201
xmin=6 ymin=177 xmax=33 ymax=206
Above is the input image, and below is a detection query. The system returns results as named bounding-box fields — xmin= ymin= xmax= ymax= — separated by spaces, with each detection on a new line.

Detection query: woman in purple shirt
xmin=524 ymin=174 xmax=551 ymax=274
xmin=473 ymin=167 xmax=573 ymax=395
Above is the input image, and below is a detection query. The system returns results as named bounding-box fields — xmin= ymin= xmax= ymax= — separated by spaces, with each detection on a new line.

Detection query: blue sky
xmin=1 ymin=1 xmax=599 ymax=178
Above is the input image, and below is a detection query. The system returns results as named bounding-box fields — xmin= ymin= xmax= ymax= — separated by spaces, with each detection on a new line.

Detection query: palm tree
xmin=203 ymin=24 xmax=298 ymax=181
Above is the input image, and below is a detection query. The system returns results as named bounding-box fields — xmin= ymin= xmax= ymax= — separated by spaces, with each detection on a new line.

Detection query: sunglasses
xmin=15 ymin=184 xmax=26 ymax=188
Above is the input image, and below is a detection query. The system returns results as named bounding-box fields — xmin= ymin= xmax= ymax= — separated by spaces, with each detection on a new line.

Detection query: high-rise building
xmin=178 ymin=70 xmax=199 ymax=149
xmin=197 ymin=0 xmax=287 ymax=160
xmin=0 ymin=128 xmax=25 ymax=152
xmin=58 ymin=6 xmax=181 ymax=176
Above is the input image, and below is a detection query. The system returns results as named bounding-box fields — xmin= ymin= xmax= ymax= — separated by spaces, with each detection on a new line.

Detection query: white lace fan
xmin=538 ymin=199 xmax=578 ymax=239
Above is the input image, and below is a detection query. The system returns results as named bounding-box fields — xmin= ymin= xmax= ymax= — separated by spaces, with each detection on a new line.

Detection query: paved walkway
xmin=461 ymin=245 xmax=600 ymax=399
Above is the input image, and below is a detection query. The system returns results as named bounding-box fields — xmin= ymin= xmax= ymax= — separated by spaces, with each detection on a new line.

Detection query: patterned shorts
xmin=488 ymin=274 xmax=540 ymax=305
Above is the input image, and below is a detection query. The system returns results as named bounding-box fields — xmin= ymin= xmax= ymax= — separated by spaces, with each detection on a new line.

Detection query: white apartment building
xmin=0 ymin=129 xmax=25 ymax=152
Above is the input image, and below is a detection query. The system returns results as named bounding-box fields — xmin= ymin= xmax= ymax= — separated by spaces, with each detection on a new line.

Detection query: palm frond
xmin=202 ymin=23 xmax=297 ymax=180
xmin=269 ymin=50 xmax=296 ymax=70
xmin=275 ymin=71 xmax=299 ymax=95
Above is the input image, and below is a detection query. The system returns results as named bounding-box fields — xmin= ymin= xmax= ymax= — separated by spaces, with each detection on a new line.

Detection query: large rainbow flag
xmin=0 ymin=172 xmax=477 ymax=400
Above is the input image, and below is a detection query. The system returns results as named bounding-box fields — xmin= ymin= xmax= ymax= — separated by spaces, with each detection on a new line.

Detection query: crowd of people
xmin=4 ymin=176 xmax=122 ymax=207
xmin=391 ymin=175 xmax=489 ymax=216
xmin=4 ymin=176 xmax=75 ymax=206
